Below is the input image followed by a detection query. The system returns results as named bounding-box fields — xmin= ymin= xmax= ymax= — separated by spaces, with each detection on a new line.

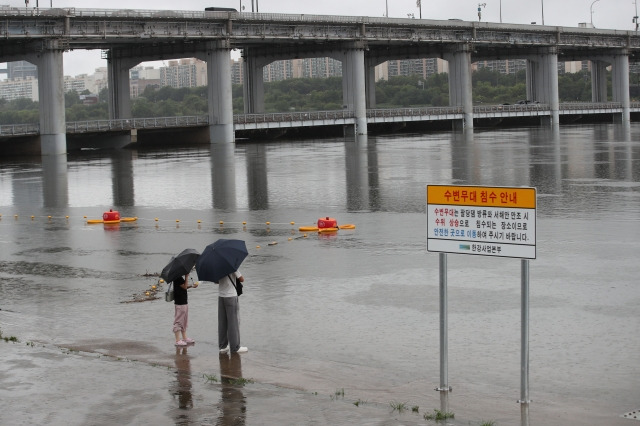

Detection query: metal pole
xmin=500 ymin=0 xmax=502 ymax=23
xmin=251 ymin=0 xmax=254 ymax=13
xmin=519 ymin=259 xmax=530 ymax=404
xmin=541 ymin=0 xmax=544 ymax=25
xmin=385 ymin=0 xmax=388 ymax=17
xmin=590 ymin=0 xmax=600 ymax=27
xmin=419 ymin=0 xmax=422 ymax=19
xmin=437 ymin=252 xmax=449 ymax=392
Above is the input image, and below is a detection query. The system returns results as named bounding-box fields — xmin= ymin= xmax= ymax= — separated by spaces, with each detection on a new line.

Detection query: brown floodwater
xmin=1 ymin=123 xmax=639 ymax=425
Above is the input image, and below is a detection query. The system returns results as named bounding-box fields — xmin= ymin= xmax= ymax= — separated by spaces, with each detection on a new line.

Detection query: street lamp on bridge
xmin=477 ymin=3 xmax=486 ymax=21
xmin=590 ymin=0 xmax=600 ymax=27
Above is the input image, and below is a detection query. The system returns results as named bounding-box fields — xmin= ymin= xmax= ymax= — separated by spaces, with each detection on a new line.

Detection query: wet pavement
xmin=0 ymin=338 xmax=452 ymax=426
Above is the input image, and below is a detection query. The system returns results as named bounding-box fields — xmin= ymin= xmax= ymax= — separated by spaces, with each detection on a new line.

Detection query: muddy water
xmin=1 ymin=123 xmax=639 ymax=425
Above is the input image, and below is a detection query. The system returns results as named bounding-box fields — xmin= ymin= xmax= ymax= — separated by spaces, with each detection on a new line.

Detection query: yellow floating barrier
xmin=318 ymin=227 xmax=339 ymax=233
xmin=86 ymin=217 xmax=137 ymax=225
xmin=298 ymin=224 xmax=355 ymax=232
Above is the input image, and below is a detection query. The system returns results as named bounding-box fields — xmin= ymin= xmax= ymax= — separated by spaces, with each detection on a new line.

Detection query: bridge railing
xmin=235 ymin=110 xmax=355 ymax=124
xmin=0 ymin=123 xmax=39 ymax=136
xmin=66 ymin=116 xmax=209 ymax=133
xmin=368 ymin=106 xmax=463 ymax=117
xmin=559 ymin=102 xmax=622 ymax=110
xmin=473 ymin=104 xmax=549 ymax=113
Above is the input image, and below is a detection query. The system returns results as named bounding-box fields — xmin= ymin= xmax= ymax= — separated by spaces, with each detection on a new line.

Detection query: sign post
xmin=426 ymin=185 xmax=536 ymax=405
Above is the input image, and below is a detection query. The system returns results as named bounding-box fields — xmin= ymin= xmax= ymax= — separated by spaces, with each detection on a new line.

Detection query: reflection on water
xmin=42 ymin=155 xmax=68 ymax=208
xmin=1 ymin=123 xmax=639 ymax=425
xmin=172 ymin=346 xmax=193 ymax=411
xmin=245 ymin=144 xmax=268 ymax=211
xmin=211 ymin=143 xmax=237 ymax=211
xmin=111 ymin=150 xmax=135 ymax=207
xmin=218 ymin=353 xmax=246 ymax=425
xmin=6 ymin=123 xmax=637 ymax=218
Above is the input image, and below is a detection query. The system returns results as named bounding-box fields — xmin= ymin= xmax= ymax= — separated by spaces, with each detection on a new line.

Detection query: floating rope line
xmin=0 ymin=212 xmax=355 ymax=248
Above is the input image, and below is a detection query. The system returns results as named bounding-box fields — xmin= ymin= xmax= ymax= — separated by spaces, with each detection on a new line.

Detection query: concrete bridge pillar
xmin=611 ymin=52 xmax=631 ymax=123
xmin=364 ymin=56 xmax=378 ymax=109
xmin=107 ymin=54 xmax=138 ymax=119
xmin=242 ymin=53 xmax=267 ymax=114
xmin=206 ymin=41 xmax=235 ymax=143
xmin=591 ymin=60 xmax=609 ymax=103
xmin=445 ymin=45 xmax=473 ymax=130
xmin=26 ymin=44 xmax=66 ymax=156
xmin=525 ymin=48 xmax=559 ymax=125
xmin=342 ymin=42 xmax=367 ymax=135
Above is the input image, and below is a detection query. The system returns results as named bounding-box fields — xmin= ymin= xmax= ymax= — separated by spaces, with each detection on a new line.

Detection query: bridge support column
xmin=107 ymin=54 xmax=138 ymax=119
xmin=525 ymin=48 xmax=559 ymax=125
xmin=242 ymin=54 xmax=266 ymax=114
xmin=26 ymin=44 xmax=66 ymax=156
xmin=206 ymin=41 xmax=234 ymax=143
xmin=591 ymin=60 xmax=608 ymax=103
xmin=445 ymin=45 xmax=473 ymax=130
xmin=365 ymin=57 xmax=378 ymax=109
xmin=342 ymin=42 xmax=367 ymax=135
xmin=611 ymin=52 xmax=630 ymax=123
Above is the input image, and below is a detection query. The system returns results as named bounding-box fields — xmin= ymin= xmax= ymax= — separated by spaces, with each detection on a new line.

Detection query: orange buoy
xmin=317 ymin=217 xmax=337 ymax=229
xmin=103 ymin=209 xmax=120 ymax=222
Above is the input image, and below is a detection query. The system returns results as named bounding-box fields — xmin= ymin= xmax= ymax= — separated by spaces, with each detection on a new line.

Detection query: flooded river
xmin=1 ymin=123 xmax=639 ymax=425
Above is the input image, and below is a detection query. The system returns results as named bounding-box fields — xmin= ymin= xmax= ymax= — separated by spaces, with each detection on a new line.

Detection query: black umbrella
xmin=195 ymin=239 xmax=248 ymax=283
xmin=160 ymin=248 xmax=200 ymax=283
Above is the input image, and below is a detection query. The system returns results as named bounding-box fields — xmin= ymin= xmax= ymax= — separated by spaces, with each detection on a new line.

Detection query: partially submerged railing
xmin=1 ymin=103 xmax=637 ymax=137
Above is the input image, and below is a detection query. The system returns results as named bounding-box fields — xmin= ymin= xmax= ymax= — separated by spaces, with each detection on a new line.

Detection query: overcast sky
xmin=2 ymin=0 xmax=636 ymax=76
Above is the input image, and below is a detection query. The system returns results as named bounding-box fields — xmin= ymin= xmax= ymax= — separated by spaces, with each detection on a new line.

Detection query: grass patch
xmin=0 ymin=328 xmax=19 ymax=343
xmin=226 ymin=377 xmax=253 ymax=386
xmin=203 ymin=373 xmax=218 ymax=383
xmin=480 ymin=421 xmax=496 ymax=426
xmin=424 ymin=408 xmax=455 ymax=421
xmin=412 ymin=405 xmax=420 ymax=413
xmin=331 ymin=388 xmax=345 ymax=400
xmin=353 ymin=399 xmax=368 ymax=407
xmin=390 ymin=401 xmax=408 ymax=412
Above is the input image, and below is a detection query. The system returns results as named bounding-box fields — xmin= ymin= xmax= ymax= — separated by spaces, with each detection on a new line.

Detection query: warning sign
xmin=427 ymin=185 xmax=536 ymax=259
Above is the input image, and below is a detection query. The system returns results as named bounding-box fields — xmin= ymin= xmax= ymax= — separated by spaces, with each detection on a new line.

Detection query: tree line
xmin=0 ymin=69 xmax=614 ymax=125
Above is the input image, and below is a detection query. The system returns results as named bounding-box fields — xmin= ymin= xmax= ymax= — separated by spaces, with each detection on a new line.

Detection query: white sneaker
xmin=219 ymin=346 xmax=229 ymax=354
xmin=234 ymin=346 xmax=248 ymax=353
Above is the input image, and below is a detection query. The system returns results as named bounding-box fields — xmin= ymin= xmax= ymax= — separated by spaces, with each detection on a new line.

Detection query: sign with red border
xmin=427 ymin=185 xmax=536 ymax=259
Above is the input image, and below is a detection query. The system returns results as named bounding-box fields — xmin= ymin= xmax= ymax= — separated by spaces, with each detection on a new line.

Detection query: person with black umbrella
xmin=161 ymin=249 xmax=200 ymax=347
xmin=214 ymin=272 xmax=246 ymax=354
xmin=195 ymin=239 xmax=249 ymax=354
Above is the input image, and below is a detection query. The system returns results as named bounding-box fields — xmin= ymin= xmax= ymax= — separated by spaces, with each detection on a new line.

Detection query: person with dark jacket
xmin=173 ymin=273 xmax=198 ymax=346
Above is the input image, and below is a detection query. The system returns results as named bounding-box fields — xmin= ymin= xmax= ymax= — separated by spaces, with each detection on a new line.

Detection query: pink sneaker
xmin=184 ymin=338 xmax=195 ymax=344
xmin=175 ymin=340 xmax=187 ymax=346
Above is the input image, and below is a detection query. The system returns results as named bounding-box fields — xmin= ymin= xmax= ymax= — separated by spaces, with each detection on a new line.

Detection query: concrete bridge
xmin=0 ymin=6 xmax=638 ymax=155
